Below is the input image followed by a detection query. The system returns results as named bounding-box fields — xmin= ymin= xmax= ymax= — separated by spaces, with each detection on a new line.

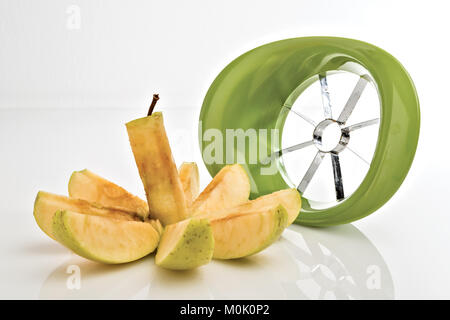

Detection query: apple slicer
xmin=199 ymin=37 xmax=420 ymax=227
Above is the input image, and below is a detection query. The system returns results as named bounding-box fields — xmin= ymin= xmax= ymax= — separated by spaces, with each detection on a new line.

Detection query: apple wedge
xmin=178 ymin=162 xmax=200 ymax=207
xmin=33 ymin=191 xmax=142 ymax=239
xmin=149 ymin=219 xmax=164 ymax=236
xmin=210 ymin=205 xmax=288 ymax=259
xmin=68 ymin=169 xmax=149 ymax=219
xmin=52 ymin=210 xmax=160 ymax=264
xmin=190 ymin=164 xmax=250 ymax=216
xmin=155 ymin=218 xmax=214 ymax=270
xmin=198 ymin=189 xmax=301 ymax=226
xmin=235 ymin=189 xmax=301 ymax=225
xmin=126 ymin=111 xmax=187 ymax=225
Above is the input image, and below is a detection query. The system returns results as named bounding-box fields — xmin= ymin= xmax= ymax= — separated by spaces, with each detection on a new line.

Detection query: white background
xmin=1 ymin=0 xmax=450 ymax=299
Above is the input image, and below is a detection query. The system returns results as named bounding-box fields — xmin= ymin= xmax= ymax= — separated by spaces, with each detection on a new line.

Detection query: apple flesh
xmin=33 ymin=191 xmax=141 ymax=239
xmin=178 ymin=162 xmax=200 ymax=207
xmin=199 ymin=188 xmax=301 ymax=226
xmin=190 ymin=164 xmax=250 ymax=216
xmin=53 ymin=210 xmax=160 ymax=264
xmin=155 ymin=218 xmax=214 ymax=270
xmin=68 ymin=169 xmax=149 ymax=219
xmin=149 ymin=219 xmax=164 ymax=236
xmin=210 ymin=204 xmax=288 ymax=259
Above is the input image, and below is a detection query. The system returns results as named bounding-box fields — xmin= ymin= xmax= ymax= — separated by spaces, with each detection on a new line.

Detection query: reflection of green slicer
xmin=199 ymin=37 xmax=420 ymax=227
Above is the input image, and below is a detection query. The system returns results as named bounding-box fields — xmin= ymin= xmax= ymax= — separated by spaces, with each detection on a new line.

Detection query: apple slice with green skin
xmin=210 ymin=205 xmax=288 ymax=259
xmin=34 ymin=191 xmax=142 ymax=240
xmin=68 ymin=169 xmax=149 ymax=219
xmin=155 ymin=218 xmax=214 ymax=270
xmin=126 ymin=95 xmax=187 ymax=225
xmin=178 ymin=162 xmax=200 ymax=207
xmin=53 ymin=210 xmax=160 ymax=264
xmin=198 ymin=188 xmax=301 ymax=226
xmin=236 ymin=189 xmax=301 ymax=225
xmin=190 ymin=164 xmax=250 ymax=216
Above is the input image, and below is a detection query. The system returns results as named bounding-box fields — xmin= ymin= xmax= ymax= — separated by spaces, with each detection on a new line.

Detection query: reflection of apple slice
xmin=126 ymin=111 xmax=187 ymax=225
xmin=178 ymin=162 xmax=199 ymax=207
xmin=190 ymin=164 xmax=250 ymax=216
xmin=39 ymin=256 xmax=153 ymax=299
xmin=34 ymin=191 xmax=141 ymax=239
xmin=204 ymin=244 xmax=300 ymax=299
xmin=211 ymin=205 xmax=288 ymax=259
xmin=68 ymin=169 xmax=149 ymax=219
xmin=155 ymin=218 xmax=214 ymax=270
xmin=53 ymin=210 xmax=160 ymax=264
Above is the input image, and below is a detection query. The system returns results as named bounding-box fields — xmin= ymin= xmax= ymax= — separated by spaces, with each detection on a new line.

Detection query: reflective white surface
xmin=0 ymin=107 xmax=449 ymax=299
xmin=36 ymin=225 xmax=393 ymax=300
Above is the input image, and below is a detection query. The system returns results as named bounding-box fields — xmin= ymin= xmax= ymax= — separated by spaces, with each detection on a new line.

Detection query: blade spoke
xmin=337 ymin=77 xmax=368 ymax=124
xmin=331 ymin=153 xmax=344 ymax=200
xmin=261 ymin=140 xmax=314 ymax=165
xmin=347 ymin=147 xmax=370 ymax=166
xmin=297 ymin=151 xmax=325 ymax=194
xmin=345 ymin=118 xmax=379 ymax=132
xmin=319 ymin=74 xmax=333 ymax=119
xmin=277 ymin=140 xmax=315 ymax=157
xmin=282 ymin=105 xmax=317 ymax=127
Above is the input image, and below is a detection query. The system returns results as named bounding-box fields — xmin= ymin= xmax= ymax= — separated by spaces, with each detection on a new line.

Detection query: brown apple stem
xmin=147 ymin=94 xmax=160 ymax=116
